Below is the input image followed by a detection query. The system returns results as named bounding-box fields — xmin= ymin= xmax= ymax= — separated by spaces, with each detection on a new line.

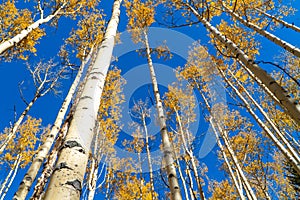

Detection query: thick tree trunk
xmin=143 ymin=30 xmax=182 ymax=200
xmin=254 ymin=8 xmax=300 ymax=33
xmin=13 ymin=48 xmax=92 ymax=200
xmin=43 ymin=1 xmax=122 ymax=199
xmin=185 ymin=3 xmax=300 ymax=125
xmin=0 ymin=5 xmax=64 ymax=55
xmin=222 ymin=4 xmax=300 ymax=57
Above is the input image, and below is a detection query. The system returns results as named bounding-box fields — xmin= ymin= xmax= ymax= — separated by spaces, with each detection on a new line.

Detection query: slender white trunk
xmin=0 ymin=155 xmax=21 ymax=200
xmin=0 ymin=5 xmax=64 ymax=55
xmin=0 ymin=155 xmax=20 ymax=196
xmin=254 ymin=8 xmax=300 ymax=33
xmin=218 ymin=68 xmax=300 ymax=175
xmin=197 ymin=86 xmax=257 ymax=200
xmin=185 ymin=3 xmax=300 ymax=125
xmin=210 ymin=119 xmax=246 ymax=200
xmin=13 ymin=49 xmax=92 ymax=200
xmin=174 ymin=109 xmax=205 ymax=200
xmin=142 ymin=114 xmax=156 ymax=199
xmin=226 ymin=68 xmax=300 ymax=164
xmin=43 ymin=1 xmax=121 ymax=199
xmin=222 ymin=4 xmax=300 ymax=57
xmin=143 ymin=30 xmax=182 ymax=200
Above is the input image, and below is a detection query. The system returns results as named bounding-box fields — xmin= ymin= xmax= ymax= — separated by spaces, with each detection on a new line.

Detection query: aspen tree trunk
xmin=0 ymin=155 xmax=21 ymax=200
xmin=142 ymin=113 xmax=156 ymax=199
xmin=31 ymin=122 xmax=70 ymax=200
xmin=197 ymin=85 xmax=257 ymax=200
xmin=226 ymin=68 xmax=300 ymax=164
xmin=0 ymin=155 xmax=21 ymax=197
xmin=185 ymin=3 xmax=300 ymax=125
xmin=174 ymin=108 xmax=205 ymax=200
xmin=143 ymin=30 xmax=182 ymax=200
xmin=217 ymin=68 xmax=300 ymax=175
xmin=0 ymin=4 xmax=65 ymax=55
xmin=43 ymin=1 xmax=122 ymax=199
xmin=209 ymin=120 xmax=246 ymax=200
xmin=254 ymin=8 xmax=300 ymax=33
xmin=13 ymin=49 xmax=92 ymax=200
xmin=221 ymin=4 xmax=300 ymax=57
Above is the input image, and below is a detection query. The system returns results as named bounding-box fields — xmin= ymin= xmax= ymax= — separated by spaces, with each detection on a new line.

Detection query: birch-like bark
xmin=142 ymin=113 xmax=156 ymax=199
xmin=0 ymin=155 xmax=21 ymax=197
xmin=43 ymin=1 xmax=122 ymax=199
xmin=217 ymin=68 xmax=300 ymax=175
xmin=221 ymin=4 xmax=300 ymax=57
xmin=226 ymin=68 xmax=300 ymax=163
xmin=0 ymin=4 xmax=65 ymax=55
xmin=209 ymin=119 xmax=246 ymax=200
xmin=197 ymin=85 xmax=257 ymax=200
xmin=13 ymin=49 xmax=92 ymax=200
xmin=254 ymin=8 xmax=300 ymax=33
xmin=185 ymin=3 xmax=300 ymax=125
xmin=0 ymin=155 xmax=21 ymax=200
xmin=174 ymin=109 xmax=205 ymax=200
xmin=143 ymin=30 xmax=182 ymax=200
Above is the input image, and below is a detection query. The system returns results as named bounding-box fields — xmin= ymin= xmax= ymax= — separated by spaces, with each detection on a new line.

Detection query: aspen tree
xmin=125 ymin=0 xmax=182 ymax=199
xmin=43 ymin=1 xmax=122 ymax=199
xmin=0 ymin=117 xmax=41 ymax=200
xmin=0 ymin=0 xmax=100 ymax=60
xmin=177 ymin=2 xmax=300 ymax=126
xmin=0 ymin=61 xmax=67 ymax=154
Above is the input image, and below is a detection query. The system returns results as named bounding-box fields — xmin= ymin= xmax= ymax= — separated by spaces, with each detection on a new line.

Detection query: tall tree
xmin=43 ymin=1 xmax=122 ymax=199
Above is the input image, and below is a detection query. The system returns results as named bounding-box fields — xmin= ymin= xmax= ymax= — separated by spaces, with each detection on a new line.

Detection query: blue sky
xmin=0 ymin=0 xmax=300 ymax=199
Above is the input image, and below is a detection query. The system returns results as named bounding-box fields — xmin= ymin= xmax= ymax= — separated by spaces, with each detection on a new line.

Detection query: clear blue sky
xmin=0 ymin=0 xmax=300 ymax=199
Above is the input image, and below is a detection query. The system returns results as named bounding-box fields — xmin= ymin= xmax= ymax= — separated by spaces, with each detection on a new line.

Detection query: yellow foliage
xmin=0 ymin=1 xmax=45 ymax=60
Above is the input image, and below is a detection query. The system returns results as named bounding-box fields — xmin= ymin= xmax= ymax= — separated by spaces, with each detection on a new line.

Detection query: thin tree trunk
xmin=197 ymin=85 xmax=257 ymax=200
xmin=13 ymin=48 xmax=92 ymax=200
xmin=142 ymin=113 xmax=156 ymax=199
xmin=143 ymin=30 xmax=182 ymax=200
xmin=0 ymin=4 xmax=65 ymax=55
xmin=221 ymin=4 xmax=300 ymax=57
xmin=174 ymin=108 xmax=205 ymax=200
xmin=209 ymin=119 xmax=246 ymax=200
xmin=217 ymin=68 xmax=300 ymax=175
xmin=43 ymin=1 xmax=121 ymax=199
xmin=254 ymin=8 xmax=300 ymax=33
xmin=30 ymin=121 xmax=70 ymax=200
xmin=0 ymin=155 xmax=21 ymax=200
xmin=226 ymin=68 xmax=300 ymax=164
xmin=185 ymin=3 xmax=300 ymax=125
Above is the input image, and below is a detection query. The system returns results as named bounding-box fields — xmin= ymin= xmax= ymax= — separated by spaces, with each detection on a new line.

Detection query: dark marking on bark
xmin=61 ymin=140 xmax=86 ymax=154
xmin=25 ymin=176 xmax=32 ymax=182
xmin=174 ymin=186 xmax=179 ymax=189
xmin=168 ymin=174 xmax=175 ymax=179
xmin=82 ymin=107 xmax=88 ymax=110
xmin=80 ymin=96 xmax=92 ymax=100
xmin=91 ymin=76 xmax=98 ymax=79
xmin=269 ymin=81 xmax=276 ymax=85
xmin=66 ymin=179 xmax=82 ymax=192
xmin=54 ymin=162 xmax=72 ymax=171
xmin=36 ymin=158 xmax=43 ymax=163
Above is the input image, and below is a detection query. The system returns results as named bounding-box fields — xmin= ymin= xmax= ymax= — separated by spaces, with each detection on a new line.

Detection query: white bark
xmin=226 ymin=69 xmax=300 ymax=164
xmin=218 ymin=68 xmax=300 ymax=175
xmin=0 ymin=155 xmax=21 ymax=200
xmin=222 ymin=4 xmax=300 ymax=57
xmin=142 ymin=113 xmax=156 ymax=199
xmin=185 ymin=3 xmax=300 ymax=125
xmin=254 ymin=8 xmax=300 ymax=33
xmin=13 ymin=49 xmax=92 ymax=200
xmin=197 ymin=86 xmax=257 ymax=200
xmin=143 ymin=30 xmax=182 ymax=200
xmin=43 ymin=1 xmax=122 ymax=199
xmin=0 ymin=5 xmax=64 ymax=56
